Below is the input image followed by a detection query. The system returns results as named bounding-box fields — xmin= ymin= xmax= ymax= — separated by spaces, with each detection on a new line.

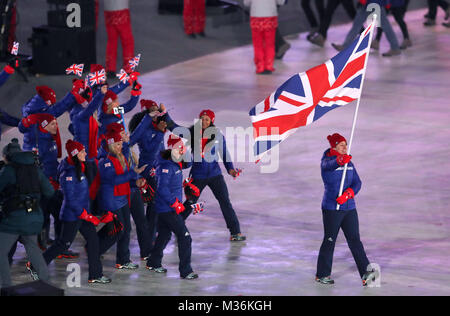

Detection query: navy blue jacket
xmin=58 ymin=158 xmax=90 ymax=222
xmin=0 ymin=68 xmax=12 ymax=87
xmin=22 ymin=93 xmax=76 ymax=118
xmin=18 ymin=122 xmax=59 ymax=180
xmin=189 ymin=125 xmax=234 ymax=180
xmin=153 ymin=152 xmax=192 ymax=214
xmin=321 ymin=149 xmax=362 ymax=211
xmin=129 ymin=112 xmax=178 ymax=178
xmin=0 ymin=109 xmax=20 ymax=141
xmin=0 ymin=69 xmax=20 ymax=141
xmin=98 ymin=95 xmax=139 ymax=136
xmin=97 ymin=154 xmax=138 ymax=212
xmin=72 ymin=90 xmax=105 ymax=158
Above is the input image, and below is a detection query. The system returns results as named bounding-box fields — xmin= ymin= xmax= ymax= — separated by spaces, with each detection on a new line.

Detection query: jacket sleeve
xmin=156 ymin=167 xmax=177 ymax=206
xmin=0 ymin=69 xmax=11 ymax=88
xmin=219 ymin=133 xmax=234 ymax=171
xmin=60 ymin=173 xmax=84 ymax=217
xmin=0 ymin=109 xmax=20 ymax=127
xmin=122 ymin=95 xmax=139 ymax=113
xmin=349 ymin=165 xmax=362 ymax=196
xmin=321 ymin=156 xmax=340 ymax=172
xmin=129 ymin=114 xmax=151 ymax=146
xmin=276 ymin=0 xmax=286 ymax=6
xmin=48 ymin=93 xmax=76 ymax=118
xmin=109 ymin=81 xmax=130 ymax=95
xmin=165 ymin=112 xmax=182 ymax=132
xmin=77 ymin=90 xmax=104 ymax=121
xmin=38 ymin=168 xmax=55 ymax=199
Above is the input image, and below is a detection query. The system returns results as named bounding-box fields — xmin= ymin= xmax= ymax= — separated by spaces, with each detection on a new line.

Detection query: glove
xmin=128 ymin=71 xmax=140 ymax=84
xmin=100 ymin=211 xmax=114 ymax=224
xmin=130 ymin=81 xmax=142 ymax=96
xmin=171 ymin=198 xmax=185 ymax=214
xmin=79 ymin=209 xmax=100 ymax=226
xmin=4 ymin=57 xmax=18 ymax=74
xmin=139 ymin=181 xmax=155 ymax=203
xmin=21 ymin=114 xmax=40 ymax=128
xmin=71 ymin=79 xmax=87 ymax=104
xmin=183 ymin=178 xmax=200 ymax=199
xmin=336 ymin=188 xmax=355 ymax=205
xmin=336 ymin=154 xmax=352 ymax=166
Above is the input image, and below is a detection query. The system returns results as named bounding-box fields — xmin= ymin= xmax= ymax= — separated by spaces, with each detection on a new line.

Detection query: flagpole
xmin=336 ymin=15 xmax=377 ymax=211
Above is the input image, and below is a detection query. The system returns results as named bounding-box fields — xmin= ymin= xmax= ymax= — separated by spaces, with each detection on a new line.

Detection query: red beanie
xmin=35 ymin=113 xmax=56 ymax=129
xmin=199 ymin=109 xmax=215 ymax=124
xmin=36 ymin=86 xmax=56 ymax=105
xmin=66 ymin=139 xmax=85 ymax=158
xmin=90 ymin=64 xmax=104 ymax=73
xmin=140 ymin=99 xmax=158 ymax=111
xmin=327 ymin=133 xmax=347 ymax=148
xmin=106 ymin=122 xmax=125 ymax=134
xmin=102 ymin=90 xmax=118 ymax=112
xmin=105 ymin=130 xmax=123 ymax=145
xmin=167 ymin=134 xmax=183 ymax=149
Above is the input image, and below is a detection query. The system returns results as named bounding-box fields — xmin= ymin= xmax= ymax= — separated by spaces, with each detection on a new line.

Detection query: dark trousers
xmin=301 ymin=0 xmax=325 ymax=28
xmin=182 ymin=175 xmax=241 ymax=235
xmin=43 ymin=219 xmax=103 ymax=279
xmin=275 ymin=28 xmax=287 ymax=52
xmin=97 ymin=205 xmax=131 ymax=265
xmin=376 ymin=6 xmax=410 ymax=40
xmin=130 ymin=189 xmax=152 ymax=258
xmin=144 ymin=175 xmax=158 ymax=247
xmin=40 ymin=190 xmax=63 ymax=242
xmin=316 ymin=209 xmax=370 ymax=278
xmin=319 ymin=0 xmax=357 ymax=38
xmin=147 ymin=211 xmax=193 ymax=278
xmin=428 ymin=0 xmax=449 ymax=19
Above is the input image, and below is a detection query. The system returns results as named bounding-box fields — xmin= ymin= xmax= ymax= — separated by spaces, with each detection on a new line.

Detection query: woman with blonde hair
xmin=97 ymin=130 xmax=147 ymax=269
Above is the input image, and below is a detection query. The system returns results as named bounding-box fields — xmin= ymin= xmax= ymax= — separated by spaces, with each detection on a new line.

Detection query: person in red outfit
xmin=104 ymin=0 xmax=135 ymax=77
xmin=183 ymin=0 xmax=206 ymax=38
xmin=244 ymin=0 xmax=286 ymax=74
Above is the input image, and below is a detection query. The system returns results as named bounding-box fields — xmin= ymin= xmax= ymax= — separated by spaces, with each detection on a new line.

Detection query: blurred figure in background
xmin=424 ymin=0 xmax=450 ymax=26
xmin=244 ymin=0 xmax=287 ymax=75
xmin=301 ymin=0 xmax=325 ymax=39
xmin=308 ymin=0 xmax=357 ymax=47
xmin=104 ymin=0 xmax=135 ymax=78
xmin=372 ymin=0 xmax=411 ymax=51
xmin=183 ymin=0 xmax=206 ymax=38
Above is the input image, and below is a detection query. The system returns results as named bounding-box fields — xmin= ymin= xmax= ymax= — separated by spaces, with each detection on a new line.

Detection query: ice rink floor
xmin=3 ymin=9 xmax=450 ymax=296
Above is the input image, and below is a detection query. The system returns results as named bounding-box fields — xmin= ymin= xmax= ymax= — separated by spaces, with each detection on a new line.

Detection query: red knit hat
xmin=102 ymin=90 xmax=118 ymax=112
xmin=36 ymin=86 xmax=56 ymax=105
xmin=90 ymin=64 xmax=104 ymax=73
xmin=105 ymin=130 xmax=123 ymax=145
xmin=35 ymin=113 xmax=56 ymax=129
xmin=66 ymin=139 xmax=85 ymax=158
xmin=106 ymin=122 xmax=125 ymax=134
xmin=140 ymin=99 xmax=158 ymax=111
xmin=327 ymin=133 xmax=347 ymax=148
xmin=167 ymin=134 xmax=184 ymax=149
xmin=199 ymin=109 xmax=215 ymax=124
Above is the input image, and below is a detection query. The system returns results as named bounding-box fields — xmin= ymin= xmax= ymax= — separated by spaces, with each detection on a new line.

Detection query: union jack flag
xmin=11 ymin=42 xmax=19 ymax=55
xmin=128 ymin=54 xmax=141 ymax=70
xmin=249 ymin=20 xmax=375 ymax=161
xmin=66 ymin=63 xmax=84 ymax=77
xmin=88 ymin=69 xmax=106 ymax=86
xmin=116 ymin=69 xmax=129 ymax=84
xmin=191 ymin=202 xmax=205 ymax=215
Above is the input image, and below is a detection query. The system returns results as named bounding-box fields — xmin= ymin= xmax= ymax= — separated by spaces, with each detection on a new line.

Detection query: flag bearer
xmin=315 ymin=133 xmax=376 ymax=286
